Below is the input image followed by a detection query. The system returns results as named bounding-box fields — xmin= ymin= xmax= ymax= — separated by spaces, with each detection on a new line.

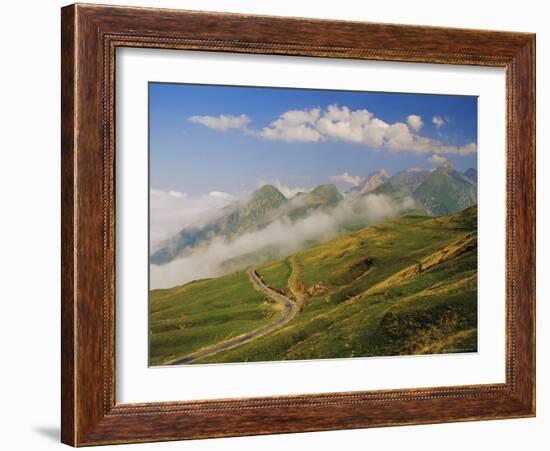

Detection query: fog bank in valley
xmin=150 ymin=193 xmax=415 ymax=289
xmin=149 ymin=188 xmax=237 ymax=251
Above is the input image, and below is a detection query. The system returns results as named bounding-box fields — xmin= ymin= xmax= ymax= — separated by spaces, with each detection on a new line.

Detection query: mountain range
xmin=151 ymin=165 xmax=477 ymax=266
xmin=151 ymin=183 xmax=344 ymax=265
xmin=370 ymin=164 xmax=477 ymax=216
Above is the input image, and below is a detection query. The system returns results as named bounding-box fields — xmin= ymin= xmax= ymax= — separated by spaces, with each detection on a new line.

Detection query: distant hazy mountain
xmin=151 ymin=184 xmax=342 ymax=265
xmin=368 ymin=164 xmax=477 ymax=216
xmin=288 ymin=184 xmax=343 ymax=220
xmin=348 ymin=169 xmax=389 ymax=196
xmin=413 ymin=166 xmax=477 ymax=215
xmin=369 ymin=169 xmax=431 ymax=205
xmin=463 ymin=168 xmax=478 ymax=185
xmin=229 ymin=185 xmax=287 ymax=232
xmin=390 ymin=168 xmax=433 ymax=191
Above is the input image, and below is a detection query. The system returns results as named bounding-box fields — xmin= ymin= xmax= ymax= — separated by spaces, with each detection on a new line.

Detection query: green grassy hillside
xmin=149 ymin=271 xmax=282 ymax=365
xmin=150 ymin=205 xmax=478 ymax=365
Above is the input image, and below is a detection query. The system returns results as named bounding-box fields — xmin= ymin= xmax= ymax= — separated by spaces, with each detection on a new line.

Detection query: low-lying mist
xmin=150 ymin=193 xmax=415 ymax=289
xmin=149 ymin=189 xmax=238 ymax=251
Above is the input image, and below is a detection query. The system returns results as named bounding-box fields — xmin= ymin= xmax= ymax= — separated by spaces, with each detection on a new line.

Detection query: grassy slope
xmin=252 ymin=257 xmax=292 ymax=294
xmin=196 ymin=205 xmax=477 ymax=363
xmin=149 ymin=271 xmax=281 ymax=365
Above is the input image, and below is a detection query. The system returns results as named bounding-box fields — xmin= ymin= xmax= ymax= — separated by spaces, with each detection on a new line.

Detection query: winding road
xmin=169 ymin=268 xmax=298 ymax=365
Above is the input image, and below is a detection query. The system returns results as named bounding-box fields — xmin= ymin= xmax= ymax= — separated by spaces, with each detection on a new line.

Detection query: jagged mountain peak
xmin=238 ymin=185 xmax=287 ymax=225
xmin=373 ymin=168 xmax=431 ymax=195
xmin=347 ymin=169 xmax=389 ymax=195
xmin=413 ymin=166 xmax=477 ymax=216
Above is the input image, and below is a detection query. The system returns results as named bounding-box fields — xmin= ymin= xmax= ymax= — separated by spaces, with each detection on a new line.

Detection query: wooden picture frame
xmin=61 ymin=3 xmax=535 ymax=446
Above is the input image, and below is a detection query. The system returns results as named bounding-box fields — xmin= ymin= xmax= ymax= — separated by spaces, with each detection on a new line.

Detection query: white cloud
xmin=434 ymin=142 xmax=477 ymax=155
xmin=329 ymin=172 xmax=365 ymax=186
xmin=168 ymin=190 xmax=186 ymax=198
xmin=188 ymin=114 xmax=250 ymax=131
xmin=259 ymin=104 xmax=475 ymax=155
xmin=427 ymin=154 xmax=449 ymax=165
xmin=207 ymin=191 xmax=237 ymax=200
xmin=315 ymin=105 xmax=389 ymax=147
xmin=151 ymin=188 xmax=187 ymax=198
xmin=407 ymin=114 xmax=424 ymax=132
xmin=150 ymin=189 xmax=236 ymax=250
xmin=188 ymin=106 xmax=474 ymax=155
xmin=432 ymin=115 xmax=446 ymax=128
xmin=260 ymin=108 xmax=322 ymax=142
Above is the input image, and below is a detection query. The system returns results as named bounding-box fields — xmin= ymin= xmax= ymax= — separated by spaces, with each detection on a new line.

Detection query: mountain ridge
xmin=413 ymin=166 xmax=477 ymax=215
xmin=151 ymin=183 xmax=343 ymax=265
xmin=347 ymin=169 xmax=389 ymax=196
xmin=151 ymin=165 xmax=477 ymax=267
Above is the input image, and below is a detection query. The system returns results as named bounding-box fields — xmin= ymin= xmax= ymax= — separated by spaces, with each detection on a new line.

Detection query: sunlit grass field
xmin=149 ymin=271 xmax=281 ymax=365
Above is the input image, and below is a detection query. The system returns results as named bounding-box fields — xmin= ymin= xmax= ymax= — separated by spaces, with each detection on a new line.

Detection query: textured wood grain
xmin=60 ymin=5 xmax=76 ymax=446
xmin=61 ymin=3 xmax=536 ymax=446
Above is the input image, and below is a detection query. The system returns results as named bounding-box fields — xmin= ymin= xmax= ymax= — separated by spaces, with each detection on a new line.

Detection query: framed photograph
xmin=61 ymin=3 xmax=536 ymax=446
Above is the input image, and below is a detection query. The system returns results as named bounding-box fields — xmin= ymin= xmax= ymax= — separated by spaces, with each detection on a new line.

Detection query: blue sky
xmin=149 ymin=82 xmax=477 ymax=197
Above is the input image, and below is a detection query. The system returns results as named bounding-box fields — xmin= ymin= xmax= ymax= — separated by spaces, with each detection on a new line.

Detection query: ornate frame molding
xmin=62 ymin=4 xmax=535 ymax=446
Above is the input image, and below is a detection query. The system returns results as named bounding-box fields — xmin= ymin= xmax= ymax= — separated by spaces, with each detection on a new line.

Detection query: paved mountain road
xmin=169 ymin=268 xmax=298 ymax=365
